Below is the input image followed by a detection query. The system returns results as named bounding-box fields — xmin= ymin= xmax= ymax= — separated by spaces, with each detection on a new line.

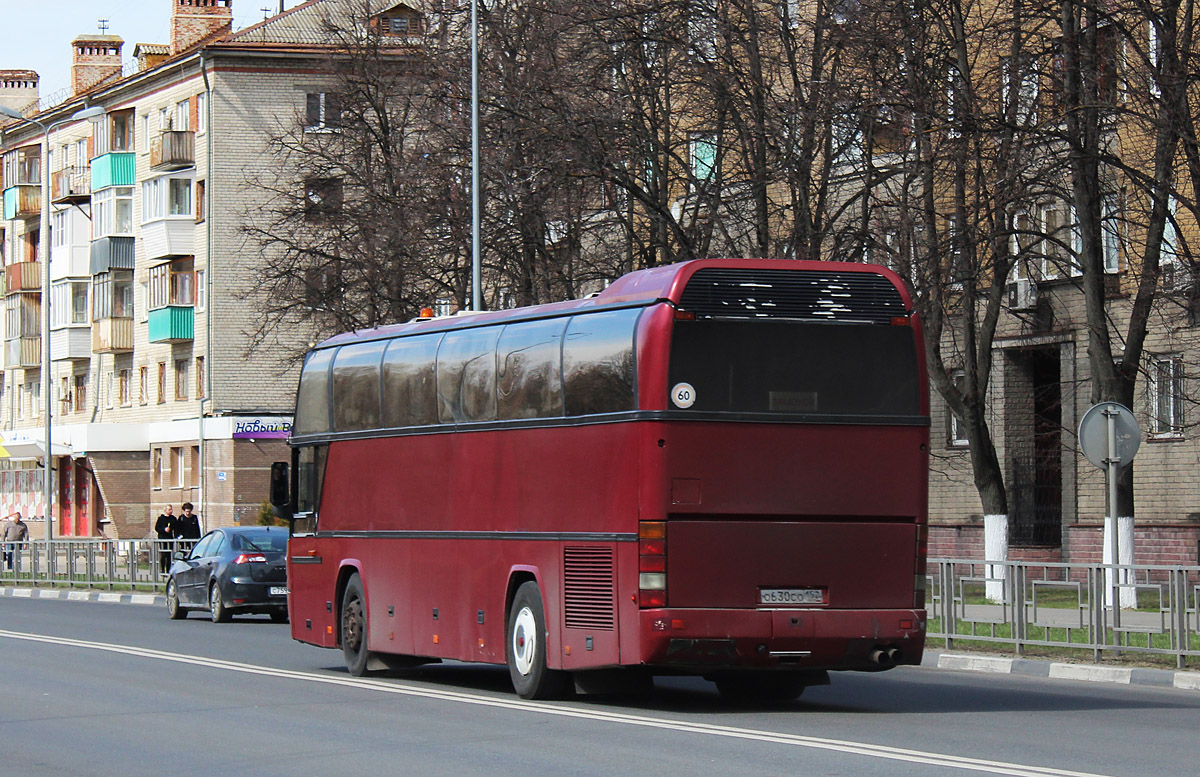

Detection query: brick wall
xmin=90 ymin=450 xmax=152 ymax=539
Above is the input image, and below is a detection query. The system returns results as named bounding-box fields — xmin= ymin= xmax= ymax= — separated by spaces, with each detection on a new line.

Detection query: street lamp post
xmin=0 ymin=104 xmax=105 ymax=557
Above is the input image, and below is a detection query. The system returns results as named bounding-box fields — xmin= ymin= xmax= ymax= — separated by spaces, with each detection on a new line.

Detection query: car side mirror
xmin=173 ymin=550 xmax=187 ymax=561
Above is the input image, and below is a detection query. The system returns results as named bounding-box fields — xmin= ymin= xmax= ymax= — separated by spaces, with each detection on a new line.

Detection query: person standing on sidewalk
xmin=176 ymin=502 xmax=200 ymax=552
xmin=154 ymin=505 xmax=177 ymax=573
xmin=3 ymin=513 xmax=29 ymax=570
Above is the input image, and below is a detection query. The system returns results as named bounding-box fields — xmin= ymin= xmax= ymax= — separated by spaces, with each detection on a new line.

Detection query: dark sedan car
xmin=165 ymin=526 xmax=289 ymax=623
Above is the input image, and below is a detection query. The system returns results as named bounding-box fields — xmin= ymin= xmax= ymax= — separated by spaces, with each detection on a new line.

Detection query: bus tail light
xmin=914 ymin=524 xmax=928 ymax=609
xmin=639 ymin=521 xmax=666 ymax=608
xmin=234 ymin=553 xmax=268 ymax=564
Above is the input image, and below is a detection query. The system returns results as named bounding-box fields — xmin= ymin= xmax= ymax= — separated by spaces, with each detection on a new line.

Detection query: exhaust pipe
xmin=868 ymin=645 xmax=899 ymax=668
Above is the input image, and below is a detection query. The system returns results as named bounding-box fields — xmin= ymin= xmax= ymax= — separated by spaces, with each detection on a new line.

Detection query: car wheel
xmin=506 ymin=581 xmax=570 ymax=700
xmin=209 ymin=582 xmax=231 ymax=623
xmin=166 ymin=579 xmax=187 ymax=620
xmin=341 ymin=573 xmax=370 ymax=676
xmin=269 ymin=610 xmax=288 ymax=624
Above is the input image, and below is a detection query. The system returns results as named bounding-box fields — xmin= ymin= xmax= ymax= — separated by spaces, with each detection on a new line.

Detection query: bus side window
xmin=294 ymin=444 xmax=328 ymax=534
xmin=331 ymin=341 xmax=387 ymax=431
xmin=294 ymin=349 xmax=335 ymax=435
xmin=496 ymin=318 xmax=567 ymax=420
xmin=563 ymin=309 xmax=640 ymax=416
xmin=382 ymin=334 xmax=441 ymax=428
xmin=437 ymin=328 xmax=500 ymax=424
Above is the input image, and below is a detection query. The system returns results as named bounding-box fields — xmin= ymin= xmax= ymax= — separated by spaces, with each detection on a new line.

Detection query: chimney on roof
xmin=0 ymin=71 xmax=40 ymax=120
xmin=133 ymin=43 xmax=171 ymax=72
xmin=72 ymin=35 xmax=124 ymax=96
xmin=171 ymin=0 xmax=234 ymax=56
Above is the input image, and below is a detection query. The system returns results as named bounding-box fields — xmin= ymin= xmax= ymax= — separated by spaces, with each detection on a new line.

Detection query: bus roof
xmin=315 ymin=258 xmax=910 ymax=352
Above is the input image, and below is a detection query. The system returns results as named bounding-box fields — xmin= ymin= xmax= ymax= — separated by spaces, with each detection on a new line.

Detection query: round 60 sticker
xmin=671 ymin=382 xmax=697 ymax=408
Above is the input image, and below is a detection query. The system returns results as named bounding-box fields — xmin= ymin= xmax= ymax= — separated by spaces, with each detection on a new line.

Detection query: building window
xmin=52 ymin=209 xmax=69 ymax=248
xmin=304 ymin=93 xmax=341 ymax=131
xmin=60 ymin=376 xmax=72 ymax=416
xmin=92 ymin=271 xmax=133 ymax=320
xmin=74 ymin=374 xmax=87 ymax=413
xmin=92 ymin=187 xmax=134 ymax=238
xmin=949 ymin=371 xmax=969 ymax=447
xmin=195 ymin=356 xmax=205 ymax=399
xmin=195 ymin=180 xmax=206 ymax=223
xmin=1150 ymin=356 xmax=1184 ymax=437
xmin=95 ymin=109 xmax=134 ymax=155
xmin=105 ymin=370 xmax=114 ymax=409
xmin=195 ymin=270 xmax=206 ymax=311
xmin=139 ymin=365 xmax=149 ymax=405
xmin=118 ymin=368 xmax=131 ymax=407
xmin=142 ymin=176 xmax=193 ymax=221
xmin=52 ymin=280 xmax=89 ymax=327
xmin=175 ymin=359 xmax=189 ymax=400
xmin=149 ymin=258 xmax=195 ymax=309
xmin=1102 ymin=194 xmax=1120 ymax=273
xmin=152 ymin=448 xmax=163 ymax=490
xmin=189 ymin=445 xmax=201 ymax=488
xmin=157 ymin=361 xmax=167 ymax=404
xmin=196 ymin=93 xmax=207 ymax=134
xmin=173 ymin=446 xmax=186 ymax=488
xmin=689 ymin=132 xmax=717 ymax=184
xmin=303 ymin=177 xmax=343 ymax=216
xmin=175 ymin=99 xmax=190 ymax=133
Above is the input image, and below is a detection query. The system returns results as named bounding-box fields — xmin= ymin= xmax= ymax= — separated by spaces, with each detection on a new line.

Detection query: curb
xmin=1 ymin=586 xmax=163 ymax=607
xmin=925 ymin=650 xmax=1200 ymax=692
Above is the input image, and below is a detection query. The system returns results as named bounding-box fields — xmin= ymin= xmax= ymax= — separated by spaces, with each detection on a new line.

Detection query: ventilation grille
xmin=564 ymin=546 xmax=615 ymax=630
xmin=679 ymin=267 xmax=908 ymax=323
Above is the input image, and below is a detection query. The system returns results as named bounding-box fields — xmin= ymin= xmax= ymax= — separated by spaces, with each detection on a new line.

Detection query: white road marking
xmin=0 ymin=629 xmax=1113 ymax=777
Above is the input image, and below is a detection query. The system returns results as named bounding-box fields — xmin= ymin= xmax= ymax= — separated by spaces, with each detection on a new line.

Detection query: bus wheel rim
xmin=345 ymin=599 xmax=363 ymax=652
xmin=512 ymin=606 xmax=537 ymax=676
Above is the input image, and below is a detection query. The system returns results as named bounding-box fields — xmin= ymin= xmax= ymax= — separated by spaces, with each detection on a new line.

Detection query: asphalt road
xmin=1 ymin=596 xmax=1197 ymax=777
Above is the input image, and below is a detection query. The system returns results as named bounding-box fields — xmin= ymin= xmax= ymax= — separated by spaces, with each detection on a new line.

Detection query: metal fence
xmin=0 ymin=538 xmax=192 ymax=592
xmin=928 ymin=558 xmax=1200 ymax=668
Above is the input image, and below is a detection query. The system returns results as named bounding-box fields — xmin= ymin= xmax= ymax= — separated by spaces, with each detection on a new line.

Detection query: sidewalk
xmin=3 ymin=585 xmax=1198 ymax=692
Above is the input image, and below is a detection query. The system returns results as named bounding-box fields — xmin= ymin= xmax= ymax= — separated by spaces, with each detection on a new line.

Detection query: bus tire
xmin=506 ymin=581 xmax=569 ymax=700
xmin=341 ymin=573 xmax=370 ymax=676
xmin=713 ymin=671 xmax=806 ymax=703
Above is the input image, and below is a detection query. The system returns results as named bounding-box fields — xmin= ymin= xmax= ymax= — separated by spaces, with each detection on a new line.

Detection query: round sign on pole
xmin=1078 ymin=402 xmax=1140 ymax=470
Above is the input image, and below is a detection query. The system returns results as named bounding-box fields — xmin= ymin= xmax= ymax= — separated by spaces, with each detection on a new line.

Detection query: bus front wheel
xmin=341 ymin=573 xmax=370 ymax=676
xmin=506 ymin=582 xmax=570 ymax=700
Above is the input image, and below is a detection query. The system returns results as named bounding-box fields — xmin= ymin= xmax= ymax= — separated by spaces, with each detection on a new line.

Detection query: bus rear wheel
xmin=506 ymin=581 xmax=569 ymax=700
xmin=341 ymin=573 xmax=370 ymax=676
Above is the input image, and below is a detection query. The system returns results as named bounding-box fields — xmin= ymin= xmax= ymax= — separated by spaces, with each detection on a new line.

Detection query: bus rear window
xmin=669 ymin=319 xmax=920 ymax=417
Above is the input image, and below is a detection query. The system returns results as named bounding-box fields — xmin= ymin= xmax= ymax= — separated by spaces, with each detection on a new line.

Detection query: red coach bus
xmin=272 ymin=258 xmax=929 ymax=700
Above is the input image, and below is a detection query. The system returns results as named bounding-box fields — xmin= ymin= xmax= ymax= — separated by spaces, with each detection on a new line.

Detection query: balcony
xmin=89 ymin=237 xmax=135 ymax=275
xmin=51 ymin=327 xmax=92 ymax=361
xmin=150 ymin=131 xmax=195 ymax=171
xmin=142 ymin=220 xmax=195 ymax=260
xmin=5 ymin=336 xmax=40 ymax=369
xmin=148 ymin=305 xmax=194 ymax=343
xmin=5 ymin=261 xmax=41 ymax=294
xmin=90 ymin=152 xmax=135 ymax=190
xmin=3 ymin=184 xmax=40 ymax=219
xmin=51 ymin=167 xmax=91 ymax=203
xmin=92 ymin=317 xmax=133 ymax=353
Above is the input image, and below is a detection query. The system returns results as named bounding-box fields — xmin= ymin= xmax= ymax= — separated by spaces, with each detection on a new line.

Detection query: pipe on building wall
xmin=198 ymin=53 xmax=214 ymax=532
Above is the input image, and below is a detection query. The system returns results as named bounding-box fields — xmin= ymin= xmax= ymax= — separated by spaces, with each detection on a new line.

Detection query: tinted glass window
xmin=295 ymin=444 xmax=327 ymax=520
xmin=211 ymin=533 xmax=230 ymax=556
xmin=563 ymin=310 xmax=639 ymax=416
xmin=331 ymin=341 xmax=386 ymax=431
xmin=437 ymin=328 xmax=500 ymax=423
xmin=294 ymin=348 xmax=334 ymax=435
xmin=382 ymin=335 xmax=441 ymax=427
xmin=497 ymin=319 xmax=567 ymax=420
xmin=189 ymin=532 xmax=217 ymax=560
xmin=668 ymin=320 xmax=920 ymax=416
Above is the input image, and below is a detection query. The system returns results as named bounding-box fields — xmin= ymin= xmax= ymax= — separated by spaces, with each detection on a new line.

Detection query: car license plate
xmin=759 ymin=587 xmax=823 ymax=605
xmin=269 ymin=586 xmax=289 ymax=596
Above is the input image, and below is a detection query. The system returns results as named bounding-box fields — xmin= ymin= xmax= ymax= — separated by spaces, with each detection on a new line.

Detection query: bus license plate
xmin=269 ymin=586 xmax=289 ymax=597
xmin=759 ymin=588 xmax=823 ymax=605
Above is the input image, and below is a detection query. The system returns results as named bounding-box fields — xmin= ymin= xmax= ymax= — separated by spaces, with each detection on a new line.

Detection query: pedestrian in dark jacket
xmin=177 ymin=502 xmax=201 ymax=552
xmin=154 ymin=505 xmax=177 ymax=573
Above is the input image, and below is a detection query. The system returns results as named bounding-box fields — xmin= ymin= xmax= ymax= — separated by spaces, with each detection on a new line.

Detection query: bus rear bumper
xmin=638 ymin=608 xmax=926 ymax=672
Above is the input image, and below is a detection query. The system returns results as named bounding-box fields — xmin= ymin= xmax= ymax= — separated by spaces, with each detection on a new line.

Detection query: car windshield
xmin=232 ymin=533 xmax=286 ymax=553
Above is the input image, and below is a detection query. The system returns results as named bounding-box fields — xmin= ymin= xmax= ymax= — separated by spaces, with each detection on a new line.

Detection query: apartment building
xmin=0 ymin=0 xmax=399 ymax=538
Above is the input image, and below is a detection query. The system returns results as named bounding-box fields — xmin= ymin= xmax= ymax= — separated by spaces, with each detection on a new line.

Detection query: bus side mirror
xmin=269 ymin=461 xmax=291 ymax=519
